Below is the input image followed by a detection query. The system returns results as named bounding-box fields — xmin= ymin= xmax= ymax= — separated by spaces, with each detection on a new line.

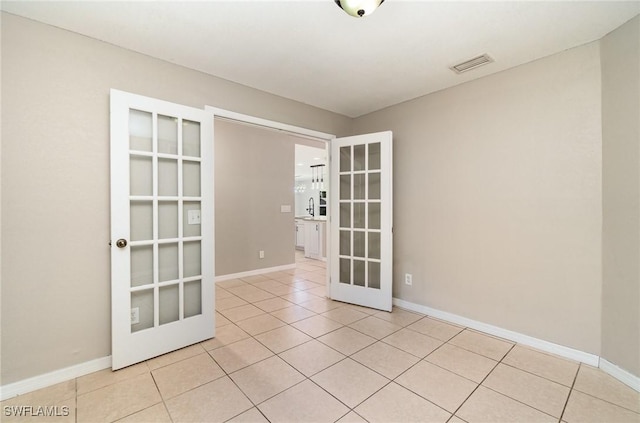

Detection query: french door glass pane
xmin=184 ymin=280 xmax=202 ymax=318
xmin=368 ymin=172 xmax=381 ymax=200
xmin=183 ymin=201 xmax=201 ymax=237
xmin=369 ymin=203 xmax=381 ymax=229
xmin=340 ymin=203 xmax=351 ymax=228
xmin=159 ymin=202 xmax=178 ymax=239
xmin=368 ymin=232 xmax=381 ymax=259
xmin=184 ymin=241 xmax=201 ymax=278
xmin=130 ymin=201 xmax=153 ymax=241
xmin=159 ymin=243 xmax=179 ymax=282
xmin=340 ymin=230 xmax=351 ymax=256
xmin=183 ymin=120 xmax=201 ymax=157
xmin=129 ymin=110 xmax=152 ymax=152
xmin=158 ymin=115 xmax=178 ymax=155
xmin=130 ymin=156 xmax=152 ymax=196
xmin=183 ymin=161 xmax=201 ymax=197
xmin=340 ymin=175 xmax=351 ymax=200
xmin=353 ymin=231 xmax=365 ymax=258
xmin=368 ymin=142 xmax=381 ymax=170
xmin=353 ymin=260 xmax=365 ymax=286
xmin=354 ymin=144 xmax=366 ymax=171
xmin=131 ymin=289 xmax=154 ymax=333
xmin=339 ymin=258 xmax=351 ymax=284
xmin=158 ymin=159 xmax=178 ymax=197
xmin=159 ymin=284 xmax=179 ymax=325
xmin=354 ymin=203 xmax=365 ymax=228
xmin=340 ymin=146 xmax=351 ymax=172
xmin=369 ymin=262 xmax=381 ymax=289
xmin=131 ymin=246 xmax=153 ymax=287
xmin=353 ymin=174 xmax=366 ymax=200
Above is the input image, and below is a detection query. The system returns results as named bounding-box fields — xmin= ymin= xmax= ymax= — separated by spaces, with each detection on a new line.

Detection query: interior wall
xmin=214 ymin=119 xmax=297 ymax=276
xmin=352 ymin=41 xmax=603 ymax=355
xmin=0 ymin=13 xmax=351 ymax=385
xmin=601 ymin=15 xmax=640 ymax=376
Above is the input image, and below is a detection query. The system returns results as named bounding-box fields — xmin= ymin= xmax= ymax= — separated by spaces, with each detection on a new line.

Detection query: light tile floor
xmin=3 ymin=252 xmax=639 ymax=422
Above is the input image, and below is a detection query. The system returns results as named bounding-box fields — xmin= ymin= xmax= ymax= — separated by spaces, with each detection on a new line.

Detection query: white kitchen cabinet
xmin=295 ymin=220 xmax=305 ymax=250
xmin=304 ymin=221 xmax=325 ymax=260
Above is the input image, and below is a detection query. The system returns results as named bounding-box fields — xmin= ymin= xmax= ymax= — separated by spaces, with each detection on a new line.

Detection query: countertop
xmin=295 ymin=216 xmax=327 ymax=222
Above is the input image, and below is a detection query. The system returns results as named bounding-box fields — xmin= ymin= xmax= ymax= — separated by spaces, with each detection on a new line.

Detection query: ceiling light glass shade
xmin=334 ymin=0 xmax=385 ymax=18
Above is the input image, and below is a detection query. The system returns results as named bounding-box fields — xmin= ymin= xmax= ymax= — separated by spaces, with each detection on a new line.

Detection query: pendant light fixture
xmin=310 ymin=164 xmax=326 ymax=190
xmin=314 ymin=166 xmax=318 ymax=190
xmin=334 ymin=0 xmax=385 ymax=18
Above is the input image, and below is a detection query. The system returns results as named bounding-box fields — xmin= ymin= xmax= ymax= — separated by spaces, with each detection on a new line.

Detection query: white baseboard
xmin=600 ymin=358 xmax=640 ymax=392
xmin=4 ymin=296 xmax=637 ymax=401
xmin=0 ymin=356 xmax=112 ymax=401
xmin=393 ymin=298 xmax=600 ymax=366
xmin=0 ymin=263 xmax=293 ymax=401
xmin=215 ymin=263 xmax=296 ymax=282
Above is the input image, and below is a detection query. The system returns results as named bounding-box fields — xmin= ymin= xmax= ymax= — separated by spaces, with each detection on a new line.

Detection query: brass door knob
xmin=116 ymin=239 xmax=128 ymax=248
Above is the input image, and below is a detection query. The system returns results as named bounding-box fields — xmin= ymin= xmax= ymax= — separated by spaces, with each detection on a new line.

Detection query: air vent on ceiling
xmin=450 ymin=54 xmax=494 ymax=74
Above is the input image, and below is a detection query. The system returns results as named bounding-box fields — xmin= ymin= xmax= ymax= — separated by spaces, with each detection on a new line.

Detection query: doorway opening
xmin=206 ymin=106 xmax=335 ymax=296
xmin=294 ymin=143 xmax=328 ymax=262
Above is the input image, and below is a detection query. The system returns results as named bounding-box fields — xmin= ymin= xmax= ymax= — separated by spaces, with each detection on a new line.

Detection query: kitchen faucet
xmin=306 ymin=197 xmax=315 ymax=217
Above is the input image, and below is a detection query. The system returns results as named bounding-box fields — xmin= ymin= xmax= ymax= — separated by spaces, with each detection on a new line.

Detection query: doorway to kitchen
xmin=205 ymin=106 xmax=334 ymax=296
xmin=294 ymin=143 xmax=329 ymax=262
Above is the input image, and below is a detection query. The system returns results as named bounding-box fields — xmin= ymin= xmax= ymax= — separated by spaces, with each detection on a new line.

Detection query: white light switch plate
xmin=280 ymin=205 xmax=291 ymax=213
xmin=188 ymin=209 xmax=201 ymax=225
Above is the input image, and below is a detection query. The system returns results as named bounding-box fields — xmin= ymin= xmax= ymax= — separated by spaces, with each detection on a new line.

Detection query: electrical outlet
xmin=259 ymin=250 xmax=265 ymax=259
xmin=405 ymin=273 xmax=413 ymax=286
xmin=131 ymin=307 xmax=140 ymax=324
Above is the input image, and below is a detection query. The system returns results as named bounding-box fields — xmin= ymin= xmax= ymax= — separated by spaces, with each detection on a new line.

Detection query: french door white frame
xmin=204 ymin=106 xmax=335 ymax=295
xmin=330 ymin=132 xmax=393 ymax=311
xmin=111 ymin=90 xmax=215 ymax=369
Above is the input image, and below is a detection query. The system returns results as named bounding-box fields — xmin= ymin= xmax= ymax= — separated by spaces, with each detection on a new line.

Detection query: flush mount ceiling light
xmin=334 ymin=0 xmax=385 ymax=18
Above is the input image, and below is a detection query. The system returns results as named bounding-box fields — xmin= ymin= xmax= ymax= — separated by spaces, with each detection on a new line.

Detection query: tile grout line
xmin=204 ymin=339 xmax=274 ymax=422
xmin=45 ymin=256 xmax=637 ymax=422
xmin=561 ymin=366 xmax=640 ymax=416
xmin=498 ymin=360 xmax=576 ymax=389
xmin=558 ymin=362 xmax=581 ymax=422
xmin=229 ymin=266 xmax=595 ymax=421
xmin=213 ymin=282 xmax=361 ymax=420
xmin=446 ymin=342 xmax=516 ymax=420
xmin=243 ymin=290 xmax=355 ymax=422
xmin=458 ymin=342 xmax=573 ymax=421
xmin=382 ymin=326 xmax=497 ymax=419
xmin=304 ymin=309 xmax=449 ymax=418
xmin=175 ymin=268 xmax=421 ymax=421
xmin=74 ymin=378 xmax=78 ymax=423
xmin=244 ymin=270 xmax=430 ymax=420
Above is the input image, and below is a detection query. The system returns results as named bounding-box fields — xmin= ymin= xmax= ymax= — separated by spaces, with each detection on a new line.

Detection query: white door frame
xmin=111 ymin=89 xmax=215 ymax=369
xmin=204 ymin=106 xmax=335 ymax=295
xmin=330 ymin=131 xmax=393 ymax=311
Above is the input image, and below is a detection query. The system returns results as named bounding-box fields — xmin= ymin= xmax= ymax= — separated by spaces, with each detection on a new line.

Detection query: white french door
xmin=110 ymin=89 xmax=214 ymax=370
xmin=330 ymin=131 xmax=393 ymax=312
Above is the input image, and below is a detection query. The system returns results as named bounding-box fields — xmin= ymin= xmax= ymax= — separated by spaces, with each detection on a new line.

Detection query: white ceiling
xmin=295 ymin=144 xmax=327 ymax=180
xmin=2 ymin=1 xmax=639 ymax=118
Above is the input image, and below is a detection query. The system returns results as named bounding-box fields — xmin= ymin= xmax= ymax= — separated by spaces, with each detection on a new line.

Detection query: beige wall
xmin=352 ymin=42 xmax=604 ymax=355
xmin=0 ymin=13 xmax=350 ymax=385
xmin=601 ymin=16 xmax=640 ymax=376
xmin=215 ymin=119 xmax=301 ymax=276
